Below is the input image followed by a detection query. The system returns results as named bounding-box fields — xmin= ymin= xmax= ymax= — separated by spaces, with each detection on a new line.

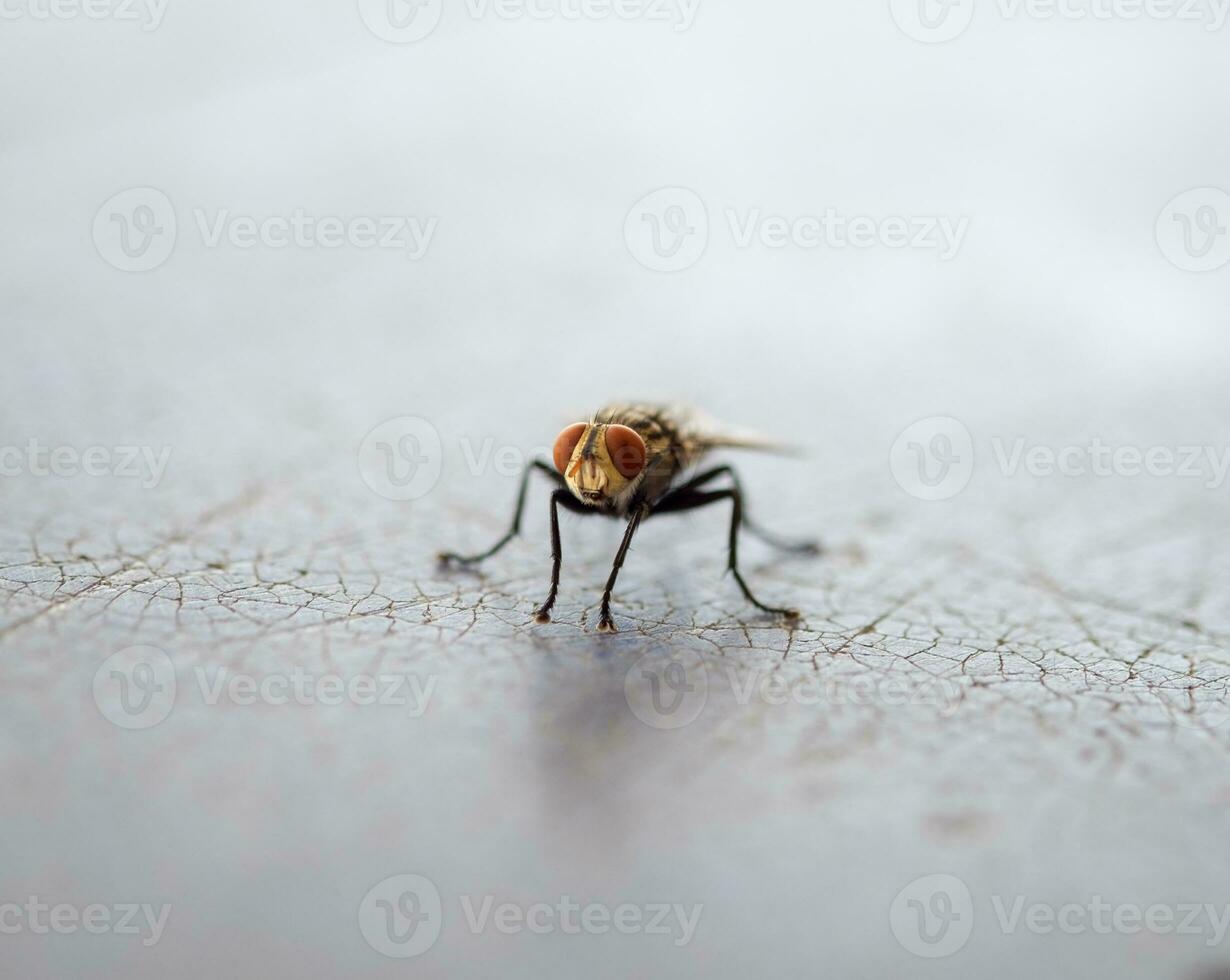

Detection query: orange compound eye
xmin=552 ymin=423 xmax=588 ymax=474
xmin=605 ymin=425 xmax=646 ymax=479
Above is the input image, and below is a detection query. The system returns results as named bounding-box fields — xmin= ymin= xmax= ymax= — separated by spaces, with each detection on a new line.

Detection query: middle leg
xmin=653 ymin=487 xmax=800 ymax=620
xmin=667 ymin=466 xmax=820 ymax=555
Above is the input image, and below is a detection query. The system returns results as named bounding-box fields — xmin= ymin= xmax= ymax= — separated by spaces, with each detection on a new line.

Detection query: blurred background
xmin=2 ymin=1 xmax=1230 ymax=977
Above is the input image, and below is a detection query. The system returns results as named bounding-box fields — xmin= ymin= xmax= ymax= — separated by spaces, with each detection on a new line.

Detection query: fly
xmin=439 ymin=403 xmax=820 ymax=633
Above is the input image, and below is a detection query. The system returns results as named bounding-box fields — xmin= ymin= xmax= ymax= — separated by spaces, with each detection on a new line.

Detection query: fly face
xmin=553 ymin=422 xmax=647 ymax=509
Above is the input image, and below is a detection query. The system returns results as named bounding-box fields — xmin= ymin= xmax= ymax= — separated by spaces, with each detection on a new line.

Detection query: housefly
xmin=439 ymin=403 xmax=819 ymax=633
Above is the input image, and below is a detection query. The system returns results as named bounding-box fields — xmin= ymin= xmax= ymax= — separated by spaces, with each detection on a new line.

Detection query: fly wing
xmin=673 ymin=406 xmax=804 ymax=458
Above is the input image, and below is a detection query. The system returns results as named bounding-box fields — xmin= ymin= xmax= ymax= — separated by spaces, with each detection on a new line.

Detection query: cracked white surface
xmin=5 ymin=410 xmax=1230 ymax=978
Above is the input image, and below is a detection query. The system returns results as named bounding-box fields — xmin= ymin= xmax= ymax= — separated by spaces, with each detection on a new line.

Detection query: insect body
xmin=439 ymin=403 xmax=819 ymax=632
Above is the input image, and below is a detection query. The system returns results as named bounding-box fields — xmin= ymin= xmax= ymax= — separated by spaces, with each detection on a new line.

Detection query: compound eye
xmin=605 ymin=425 xmax=646 ymax=479
xmin=552 ymin=423 xmax=588 ymax=474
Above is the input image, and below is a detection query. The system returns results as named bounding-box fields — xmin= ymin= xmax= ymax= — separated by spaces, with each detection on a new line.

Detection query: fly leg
xmin=438 ymin=459 xmax=562 ymax=566
xmin=596 ymin=507 xmax=646 ymax=633
xmin=653 ymin=487 xmax=800 ymax=620
xmin=667 ymin=465 xmax=821 ymax=556
xmin=534 ymin=488 xmax=591 ymax=624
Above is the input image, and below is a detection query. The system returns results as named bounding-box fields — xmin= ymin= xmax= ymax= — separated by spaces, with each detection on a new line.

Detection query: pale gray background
xmin=3 ymin=1 xmax=1230 ymax=977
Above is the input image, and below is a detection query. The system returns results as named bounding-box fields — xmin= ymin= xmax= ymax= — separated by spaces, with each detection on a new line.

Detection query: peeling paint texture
xmin=4 ymin=393 xmax=1230 ymax=978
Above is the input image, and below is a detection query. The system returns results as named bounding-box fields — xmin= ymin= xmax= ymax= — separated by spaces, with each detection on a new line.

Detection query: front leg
xmin=533 ymin=488 xmax=577 ymax=624
xmin=597 ymin=507 xmax=646 ymax=633
xmin=439 ymin=459 xmax=561 ymax=566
